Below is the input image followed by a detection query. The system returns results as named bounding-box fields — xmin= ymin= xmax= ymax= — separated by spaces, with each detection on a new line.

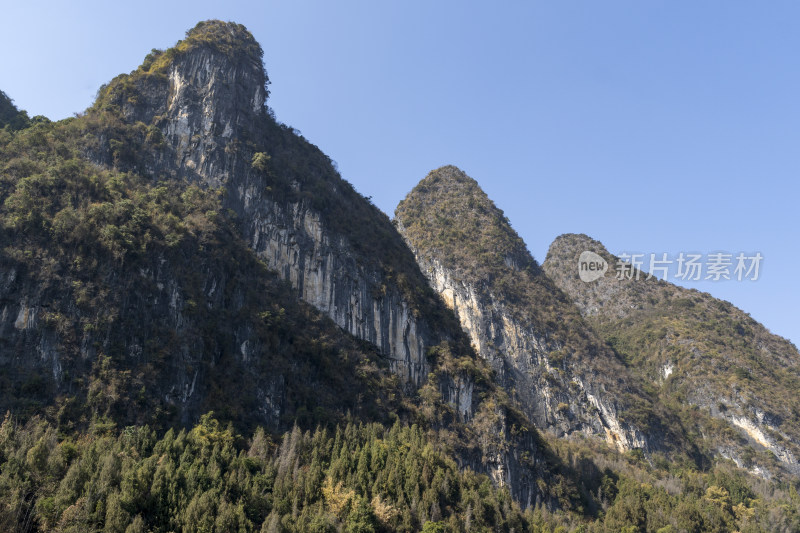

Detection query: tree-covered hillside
xmin=3 ymin=412 xmax=800 ymax=532
xmin=0 ymin=109 xmax=408 ymax=435
xmin=0 ymin=413 xmax=534 ymax=532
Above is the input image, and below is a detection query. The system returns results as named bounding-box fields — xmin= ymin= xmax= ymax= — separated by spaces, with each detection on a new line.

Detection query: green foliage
xmin=0 ymin=413 xmax=545 ymax=532
xmin=182 ymin=20 xmax=265 ymax=64
xmin=0 ymin=90 xmax=31 ymax=131
xmin=537 ymin=432 xmax=800 ymax=532
xmin=252 ymin=152 xmax=271 ymax=173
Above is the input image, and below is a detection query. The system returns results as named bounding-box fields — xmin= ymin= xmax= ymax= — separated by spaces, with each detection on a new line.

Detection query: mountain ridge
xmin=394 ymin=166 xmax=699 ymax=458
xmin=1 ymin=19 xmax=800 ymax=532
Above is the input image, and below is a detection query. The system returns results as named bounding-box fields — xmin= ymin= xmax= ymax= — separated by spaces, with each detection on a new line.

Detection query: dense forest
xmin=2 ymin=412 xmax=800 ymax=532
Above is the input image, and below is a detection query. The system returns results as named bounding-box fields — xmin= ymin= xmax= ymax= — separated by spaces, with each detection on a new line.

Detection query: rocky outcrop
xmin=544 ymin=233 xmax=800 ymax=476
xmin=418 ymin=253 xmax=648 ymax=451
xmin=247 ymin=199 xmax=429 ymax=384
xmin=99 ymin=22 xmax=438 ymax=385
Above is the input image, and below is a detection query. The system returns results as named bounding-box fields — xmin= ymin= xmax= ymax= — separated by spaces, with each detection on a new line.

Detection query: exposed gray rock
xmin=107 ymin=31 xmax=437 ymax=387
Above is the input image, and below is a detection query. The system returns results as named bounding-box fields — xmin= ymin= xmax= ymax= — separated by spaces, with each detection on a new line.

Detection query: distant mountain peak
xmin=549 ymin=232 xmax=608 ymax=254
xmin=129 ymin=19 xmax=266 ymax=81
xmin=543 ymin=232 xmax=800 ymax=476
xmin=545 ymin=233 xmax=620 ymax=287
xmin=396 ymin=165 xmax=535 ymax=277
xmin=408 ymin=165 xmax=496 ymax=209
xmin=422 ymin=165 xmax=477 ymax=185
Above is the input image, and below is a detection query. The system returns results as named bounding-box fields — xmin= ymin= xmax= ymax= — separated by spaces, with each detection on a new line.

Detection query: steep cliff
xmin=544 ymin=233 xmax=800 ymax=478
xmin=90 ymin=21 xmax=451 ymax=386
xmin=395 ymin=166 xmax=682 ymax=455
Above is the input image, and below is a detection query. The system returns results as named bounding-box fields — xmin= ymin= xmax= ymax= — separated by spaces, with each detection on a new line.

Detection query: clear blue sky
xmin=2 ymin=1 xmax=798 ymax=347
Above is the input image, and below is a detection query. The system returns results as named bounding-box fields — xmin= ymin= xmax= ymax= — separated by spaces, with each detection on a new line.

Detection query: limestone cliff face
xmin=246 ymin=200 xmax=429 ymax=384
xmin=100 ymin=22 xmax=435 ymax=385
xmin=87 ymin=23 xmax=562 ymax=505
xmin=416 ymin=246 xmax=647 ymax=451
xmin=0 ymin=22 xmax=618 ymax=508
xmin=396 ymin=167 xmax=662 ymax=452
xmin=1 ymin=22 xmax=423 ymax=433
xmin=544 ymin=233 xmax=800 ymax=476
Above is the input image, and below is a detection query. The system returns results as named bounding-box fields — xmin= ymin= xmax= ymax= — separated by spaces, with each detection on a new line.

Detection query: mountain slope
xmin=89 ymin=20 xmax=584 ymax=507
xmin=88 ymin=20 xmax=457 ymax=386
xmin=544 ymin=233 xmax=800 ymax=478
xmin=2 ymin=19 xmax=800 ymax=532
xmin=0 ymin=21 xmax=581 ymax=511
xmin=0 ymin=113 xmax=405 ymax=434
xmin=0 ymin=112 xmax=561 ymax=528
xmin=395 ymin=166 xmax=687 ymax=457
